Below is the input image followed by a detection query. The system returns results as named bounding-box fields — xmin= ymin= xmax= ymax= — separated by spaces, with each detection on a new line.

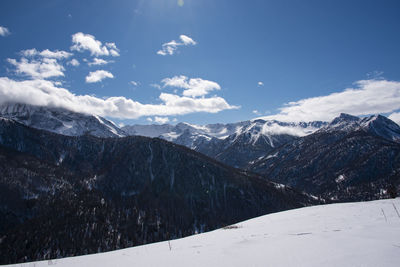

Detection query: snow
xmin=0 ymin=103 xmax=126 ymax=138
xmin=7 ymin=198 xmax=400 ymax=267
xmin=265 ymin=152 xmax=278 ymax=159
xmin=161 ymin=131 xmax=181 ymax=141
xmin=93 ymin=115 xmax=124 ymax=137
xmin=124 ymin=120 xmax=328 ymax=151
xmin=273 ymin=183 xmax=286 ymax=189
xmin=320 ymin=113 xmax=400 ymax=143
xmin=335 ymin=174 xmax=346 ymax=183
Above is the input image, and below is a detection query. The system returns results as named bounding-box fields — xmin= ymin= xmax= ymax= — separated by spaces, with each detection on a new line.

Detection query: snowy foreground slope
xmin=7 ymin=198 xmax=400 ymax=267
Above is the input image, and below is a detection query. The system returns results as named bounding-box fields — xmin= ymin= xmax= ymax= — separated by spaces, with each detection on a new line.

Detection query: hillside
xmin=6 ymin=198 xmax=400 ymax=267
xmin=0 ymin=117 xmax=313 ymax=264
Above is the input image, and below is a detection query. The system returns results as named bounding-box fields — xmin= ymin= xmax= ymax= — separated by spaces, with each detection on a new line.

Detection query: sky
xmin=1 ymin=0 xmax=400 ymax=126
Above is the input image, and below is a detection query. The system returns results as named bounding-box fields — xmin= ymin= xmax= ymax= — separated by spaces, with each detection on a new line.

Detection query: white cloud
xmin=21 ymin=49 xmax=72 ymax=59
xmin=39 ymin=49 xmax=72 ymax=59
xmin=87 ymin=58 xmax=110 ymax=66
xmin=71 ymin=32 xmax=120 ymax=57
xmin=40 ymin=49 xmax=71 ymax=59
xmin=0 ymin=26 xmax=10 ymax=36
xmin=252 ymin=110 xmax=261 ymax=115
xmin=157 ymin=93 xmax=237 ymax=115
xmin=157 ymin=35 xmax=196 ymax=56
xmin=179 ymin=35 xmax=196 ymax=45
xmin=67 ymin=59 xmax=80 ymax=66
xmin=257 ymin=79 xmax=400 ymax=122
xmin=146 ymin=117 xmax=153 ymax=122
xmin=0 ymin=77 xmax=238 ymax=119
xmin=150 ymin=83 xmax=161 ymax=90
xmin=85 ymin=70 xmax=114 ymax=83
xmin=154 ymin=116 xmax=169 ymax=124
xmin=105 ymin=43 xmax=120 ymax=57
xmin=130 ymin=81 xmax=139 ymax=86
xmin=7 ymin=57 xmax=65 ymax=79
xmin=366 ymin=70 xmax=384 ymax=80
xmin=161 ymin=75 xmax=221 ymax=97
xmin=20 ymin=49 xmax=37 ymax=57
xmin=258 ymin=81 xmax=264 ymax=87
xmin=261 ymin=123 xmax=320 ymax=137
xmin=388 ymin=112 xmax=400 ymax=125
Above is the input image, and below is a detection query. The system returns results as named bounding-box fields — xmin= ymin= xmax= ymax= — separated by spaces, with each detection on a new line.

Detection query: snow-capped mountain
xmin=249 ymin=113 xmax=400 ymax=201
xmin=123 ymin=119 xmax=328 ymax=168
xmin=320 ymin=113 xmax=400 ymax=142
xmin=0 ymin=118 xmax=313 ymax=264
xmin=122 ymin=121 xmax=244 ymax=145
xmin=8 ymin=198 xmax=400 ymax=267
xmin=1 ymin=108 xmax=399 ymax=265
xmin=123 ymin=120 xmax=326 ymax=146
xmin=0 ymin=103 xmax=125 ymax=138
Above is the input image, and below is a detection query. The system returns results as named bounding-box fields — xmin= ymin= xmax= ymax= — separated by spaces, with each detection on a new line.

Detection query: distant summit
xmin=0 ymin=102 xmax=126 ymax=138
xmin=320 ymin=113 xmax=400 ymax=142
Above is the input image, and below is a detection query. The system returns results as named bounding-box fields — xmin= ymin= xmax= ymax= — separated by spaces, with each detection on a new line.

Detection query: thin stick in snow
xmin=381 ymin=208 xmax=387 ymax=222
xmin=392 ymin=203 xmax=400 ymax=219
xmin=168 ymin=240 xmax=172 ymax=251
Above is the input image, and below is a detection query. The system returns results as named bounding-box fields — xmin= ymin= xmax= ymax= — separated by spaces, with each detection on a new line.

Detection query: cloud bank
xmin=257 ymin=79 xmax=400 ymax=124
xmin=0 ymin=77 xmax=238 ymax=119
xmin=3 ymin=44 xmax=237 ymax=119
xmin=157 ymin=35 xmax=196 ymax=56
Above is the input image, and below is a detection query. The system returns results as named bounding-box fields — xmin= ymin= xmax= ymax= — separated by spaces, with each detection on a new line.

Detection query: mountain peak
xmin=361 ymin=114 xmax=400 ymax=142
xmin=0 ymin=102 xmax=125 ymax=138
xmin=321 ymin=113 xmax=400 ymax=143
xmin=330 ymin=113 xmax=360 ymax=124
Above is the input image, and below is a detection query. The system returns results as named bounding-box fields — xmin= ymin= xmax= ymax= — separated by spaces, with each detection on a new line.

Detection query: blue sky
xmin=1 ymin=0 xmax=400 ymax=125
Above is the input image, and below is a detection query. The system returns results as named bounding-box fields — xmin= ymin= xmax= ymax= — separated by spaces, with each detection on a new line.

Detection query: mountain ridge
xmin=248 ymin=113 xmax=400 ymax=201
xmin=0 ymin=117 xmax=314 ymax=264
xmin=0 ymin=102 xmax=126 ymax=138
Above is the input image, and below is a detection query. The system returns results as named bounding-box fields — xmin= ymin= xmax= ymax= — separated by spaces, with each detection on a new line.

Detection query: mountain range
xmin=1 ymin=102 xmax=399 ymax=264
xmin=0 ymin=112 xmax=313 ymax=264
xmin=122 ymin=119 xmax=327 ymax=169
xmin=122 ymin=111 xmax=400 ymax=202
xmin=249 ymin=113 xmax=400 ymax=201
